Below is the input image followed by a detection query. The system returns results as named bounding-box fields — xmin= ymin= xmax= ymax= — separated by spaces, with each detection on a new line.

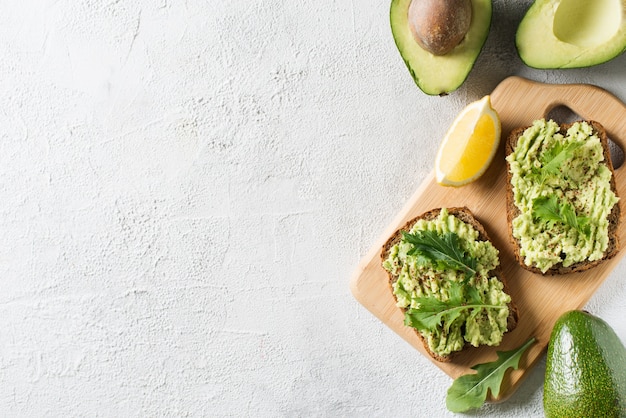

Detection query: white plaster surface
xmin=1 ymin=0 xmax=625 ymax=416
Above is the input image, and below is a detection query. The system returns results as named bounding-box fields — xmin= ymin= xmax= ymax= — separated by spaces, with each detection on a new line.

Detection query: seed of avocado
xmin=544 ymin=310 xmax=626 ymax=418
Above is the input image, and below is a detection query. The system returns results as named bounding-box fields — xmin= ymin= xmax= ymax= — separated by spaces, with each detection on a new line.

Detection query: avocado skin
xmin=390 ymin=0 xmax=492 ymax=96
xmin=544 ymin=310 xmax=626 ymax=418
xmin=516 ymin=0 xmax=626 ymax=69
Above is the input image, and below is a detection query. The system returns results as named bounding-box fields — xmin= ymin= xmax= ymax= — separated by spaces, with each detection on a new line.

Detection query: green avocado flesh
xmin=516 ymin=0 xmax=626 ymax=68
xmin=544 ymin=310 xmax=626 ymax=418
xmin=506 ymin=119 xmax=619 ymax=273
xmin=382 ymin=209 xmax=511 ymax=358
xmin=390 ymin=0 xmax=492 ymax=95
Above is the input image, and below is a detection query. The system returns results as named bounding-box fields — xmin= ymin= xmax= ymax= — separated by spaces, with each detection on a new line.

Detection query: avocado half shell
xmin=390 ymin=0 xmax=492 ymax=95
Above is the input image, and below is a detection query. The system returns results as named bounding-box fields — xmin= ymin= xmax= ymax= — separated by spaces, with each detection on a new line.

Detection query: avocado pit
xmin=408 ymin=0 xmax=472 ymax=55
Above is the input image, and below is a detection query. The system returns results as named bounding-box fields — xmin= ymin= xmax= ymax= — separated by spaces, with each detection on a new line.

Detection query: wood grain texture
xmin=350 ymin=76 xmax=626 ymax=402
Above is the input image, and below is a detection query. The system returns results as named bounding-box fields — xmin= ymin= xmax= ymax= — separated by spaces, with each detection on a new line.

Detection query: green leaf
xmin=529 ymin=140 xmax=584 ymax=183
xmin=401 ymin=230 xmax=477 ymax=279
xmin=404 ymin=282 xmax=506 ymax=333
xmin=532 ymin=196 xmax=590 ymax=236
xmin=446 ymin=337 xmax=536 ymax=413
xmin=464 ymin=285 xmax=483 ymax=305
xmin=560 ymin=201 xmax=578 ymax=229
xmin=540 ymin=140 xmax=582 ymax=176
xmin=405 ymin=298 xmax=463 ymax=332
xmin=531 ymin=195 xmax=561 ymax=225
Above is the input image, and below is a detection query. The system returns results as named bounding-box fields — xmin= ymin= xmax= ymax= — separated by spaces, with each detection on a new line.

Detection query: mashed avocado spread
xmin=506 ymin=119 xmax=619 ymax=273
xmin=382 ymin=209 xmax=511 ymax=358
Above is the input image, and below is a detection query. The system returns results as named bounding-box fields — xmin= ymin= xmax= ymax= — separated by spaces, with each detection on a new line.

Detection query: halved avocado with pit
xmin=516 ymin=0 xmax=626 ymax=69
xmin=390 ymin=0 xmax=492 ymax=96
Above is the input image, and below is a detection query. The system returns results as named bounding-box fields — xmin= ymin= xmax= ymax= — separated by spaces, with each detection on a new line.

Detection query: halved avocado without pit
xmin=516 ymin=0 xmax=626 ymax=69
xmin=390 ymin=0 xmax=493 ymax=96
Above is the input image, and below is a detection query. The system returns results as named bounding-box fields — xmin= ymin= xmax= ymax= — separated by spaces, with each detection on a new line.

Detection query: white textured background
xmin=1 ymin=0 xmax=625 ymax=416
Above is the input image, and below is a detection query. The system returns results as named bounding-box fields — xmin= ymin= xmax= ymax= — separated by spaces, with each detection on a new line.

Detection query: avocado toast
xmin=505 ymin=119 xmax=620 ymax=274
xmin=381 ymin=207 xmax=519 ymax=362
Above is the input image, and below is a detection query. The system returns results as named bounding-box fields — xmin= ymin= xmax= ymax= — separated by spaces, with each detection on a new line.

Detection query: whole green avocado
xmin=544 ymin=310 xmax=626 ymax=418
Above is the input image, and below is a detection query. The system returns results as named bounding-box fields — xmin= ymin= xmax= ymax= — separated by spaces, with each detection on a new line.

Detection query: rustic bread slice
xmin=505 ymin=120 xmax=620 ymax=275
xmin=381 ymin=207 xmax=519 ymax=362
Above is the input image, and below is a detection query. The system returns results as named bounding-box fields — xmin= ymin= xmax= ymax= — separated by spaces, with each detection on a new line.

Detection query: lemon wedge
xmin=435 ymin=95 xmax=501 ymax=187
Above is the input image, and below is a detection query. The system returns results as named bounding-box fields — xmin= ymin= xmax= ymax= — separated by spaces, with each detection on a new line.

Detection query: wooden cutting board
xmin=350 ymin=76 xmax=626 ymax=402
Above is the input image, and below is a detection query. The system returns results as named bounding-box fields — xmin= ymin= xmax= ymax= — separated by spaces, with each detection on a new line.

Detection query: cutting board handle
xmin=493 ymin=77 xmax=626 ymax=144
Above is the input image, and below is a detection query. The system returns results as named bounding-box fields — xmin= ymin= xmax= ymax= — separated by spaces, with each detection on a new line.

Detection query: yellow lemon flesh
xmin=435 ymin=95 xmax=501 ymax=187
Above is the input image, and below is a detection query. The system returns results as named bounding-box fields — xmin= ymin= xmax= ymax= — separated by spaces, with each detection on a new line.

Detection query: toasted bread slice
xmin=381 ymin=207 xmax=519 ymax=362
xmin=505 ymin=120 xmax=620 ymax=275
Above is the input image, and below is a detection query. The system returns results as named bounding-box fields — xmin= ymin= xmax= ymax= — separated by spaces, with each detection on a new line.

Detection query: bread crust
xmin=380 ymin=207 xmax=519 ymax=362
xmin=505 ymin=120 xmax=621 ymax=275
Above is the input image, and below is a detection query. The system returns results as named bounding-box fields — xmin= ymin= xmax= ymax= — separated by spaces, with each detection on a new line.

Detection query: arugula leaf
xmin=405 ymin=298 xmax=463 ymax=332
xmin=404 ymin=282 xmax=505 ymax=333
xmin=560 ymin=201 xmax=578 ymax=228
xmin=401 ymin=230 xmax=477 ymax=279
xmin=532 ymin=196 xmax=590 ymax=236
xmin=446 ymin=337 xmax=536 ymax=412
xmin=529 ymin=140 xmax=584 ymax=184
xmin=540 ymin=140 xmax=582 ymax=175
xmin=531 ymin=195 xmax=562 ymax=225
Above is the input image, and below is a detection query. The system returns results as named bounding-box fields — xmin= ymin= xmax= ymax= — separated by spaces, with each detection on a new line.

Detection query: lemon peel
xmin=435 ymin=95 xmax=501 ymax=187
